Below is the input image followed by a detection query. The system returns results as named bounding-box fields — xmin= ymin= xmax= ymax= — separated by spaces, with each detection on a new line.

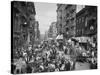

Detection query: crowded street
xmin=11 ymin=1 xmax=97 ymax=74
xmin=12 ymin=37 xmax=97 ymax=74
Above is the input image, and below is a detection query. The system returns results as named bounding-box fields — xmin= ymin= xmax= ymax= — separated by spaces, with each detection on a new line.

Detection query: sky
xmin=76 ymin=5 xmax=85 ymax=13
xmin=34 ymin=2 xmax=57 ymax=34
xmin=34 ymin=2 xmax=84 ymax=35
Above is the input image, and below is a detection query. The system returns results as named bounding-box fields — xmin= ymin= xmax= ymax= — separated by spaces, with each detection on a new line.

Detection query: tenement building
xmin=12 ymin=1 xmax=36 ymax=49
xmin=34 ymin=21 xmax=40 ymax=42
xmin=56 ymin=4 xmax=76 ymax=39
xmin=76 ymin=6 xmax=97 ymax=43
xmin=64 ymin=5 xmax=76 ymax=39
xmin=47 ymin=22 xmax=57 ymax=39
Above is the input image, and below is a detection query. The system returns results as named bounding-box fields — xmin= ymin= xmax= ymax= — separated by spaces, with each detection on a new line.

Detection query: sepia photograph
xmin=11 ymin=1 xmax=97 ymax=74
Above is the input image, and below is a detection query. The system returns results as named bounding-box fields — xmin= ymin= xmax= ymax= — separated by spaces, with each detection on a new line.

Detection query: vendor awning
xmin=72 ymin=37 xmax=90 ymax=43
xmin=56 ymin=35 xmax=63 ymax=40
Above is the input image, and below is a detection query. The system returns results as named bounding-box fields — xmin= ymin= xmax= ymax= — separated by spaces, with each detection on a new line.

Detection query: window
xmin=23 ymin=34 xmax=26 ymax=40
xmin=77 ymin=19 xmax=79 ymax=24
xmin=77 ymin=30 xmax=79 ymax=35
xmin=71 ymin=18 xmax=74 ymax=23
xmin=85 ymin=17 xmax=88 ymax=27
xmin=66 ymin=13 xmax=70 ymax=17
xmin=66 ymin=28 xmax=69 ymax=31
xmin=82 ymin=17 xmax=84 ymax=22
xmin=82 ymin=29 xmax=84 ymax=34
xmin=90 ymin=26 xmax=94 ymax=30
xmin=80 ymin=18 xmax=82 ymax=23
xmin=70 ymin=8 xmax=75 ymax=14
xmin=21 ymin=2 xmax=26 ymax=6
xmin=79 ymin=18 xmax=80 ymax=24
xmin=60 ymin=16 xmax=62 ymax=19
xmin=66 ymin=20 xmax=69 ymax=24
xmin=60 ymin=24 xmax=62 ymax=28
xmin=71 ymin=26 xmax=74 ymax=30
xmin=80 ymin=29 xmax=82 ymax=33
xmin=79 ymin=29 xmax=80 ymax=34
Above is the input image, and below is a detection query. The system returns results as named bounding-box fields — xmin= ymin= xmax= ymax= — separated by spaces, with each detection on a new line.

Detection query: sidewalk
xmin=75 ymin=62 xmax=90 ymax=70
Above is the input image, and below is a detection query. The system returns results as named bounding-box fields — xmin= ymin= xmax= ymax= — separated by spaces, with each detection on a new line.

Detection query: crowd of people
xmin=12 ymin=38 xmax=97 ymax=74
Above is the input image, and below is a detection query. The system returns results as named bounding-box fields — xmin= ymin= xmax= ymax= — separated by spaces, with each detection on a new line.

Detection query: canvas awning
xmin=72 ymin=37 xmax=90 ymax=43
xmin=56 ymin=35 xmax=63 ymax=40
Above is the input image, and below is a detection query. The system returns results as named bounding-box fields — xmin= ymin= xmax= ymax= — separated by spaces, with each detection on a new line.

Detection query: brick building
xmin=56 ymin=4 xmax=76 ymax=39
xmin=48 ymin=22 xmax=57 ymax=39
xmin=64 ymin=5 xmax=76 ymax=39
xmin=76 ymin=6 xmax=97 ymax=37
xmin=34 ymin=21 xmax=40 ymax=41
xmin=56 ymin=4 xmax=63 ymax=35
xmin=12 ymin=1 xmax=36 ymax=49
